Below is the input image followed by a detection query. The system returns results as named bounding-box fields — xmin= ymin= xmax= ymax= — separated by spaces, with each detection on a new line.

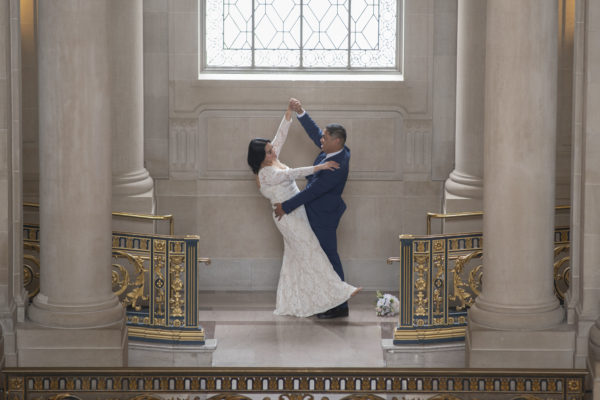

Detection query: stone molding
xmin=169 ymin=110 xmax=412 ymax=181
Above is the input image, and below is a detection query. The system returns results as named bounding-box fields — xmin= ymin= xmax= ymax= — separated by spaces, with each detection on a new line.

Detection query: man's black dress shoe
xmin=317 ymin=308 xmax=349 ymax=319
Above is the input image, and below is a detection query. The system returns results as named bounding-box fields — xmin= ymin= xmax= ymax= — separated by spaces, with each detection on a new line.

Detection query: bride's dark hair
xmin=247 ymin=138 xmax=270 ymax=174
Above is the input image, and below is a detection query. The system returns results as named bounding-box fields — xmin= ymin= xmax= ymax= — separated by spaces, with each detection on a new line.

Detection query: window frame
xmin=198 ymin=0 xmax=405 ymax=78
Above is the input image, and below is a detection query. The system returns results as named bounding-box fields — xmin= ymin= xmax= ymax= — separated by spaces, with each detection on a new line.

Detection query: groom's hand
xmin=274 ymin=203 xmax=286 ymax=220
xmin=289 ymin=98 xmax=304 ymax=114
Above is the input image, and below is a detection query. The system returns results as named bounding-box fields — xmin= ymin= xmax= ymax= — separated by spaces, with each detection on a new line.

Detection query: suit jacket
xmin=282 ymin=112 xmax=350 ymax=229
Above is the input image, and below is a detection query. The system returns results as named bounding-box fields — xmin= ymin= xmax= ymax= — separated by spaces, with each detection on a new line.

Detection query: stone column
xmin=0 ymin=0 xmax=12 ymax=368
xmin=20 ymin=0 xmax=126 ymax=367
xmin=442 ymin=0 xmax=485 ymax=234
xmin=110 ymin=0 xmax=155 ymax=233
xmin=0 ymin=0 xmax=26 ymax=368
xmin=567 ymin=0 xmax=597 ymax=370
xmin=578 ymin=0 xmax=600 ymax=394
xmin=466 ymin=0 xmax=574 ymax=368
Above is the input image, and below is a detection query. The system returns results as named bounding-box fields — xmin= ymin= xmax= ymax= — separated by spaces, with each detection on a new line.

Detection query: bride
xmin=247 ymin=103 xmax=360 ymax=317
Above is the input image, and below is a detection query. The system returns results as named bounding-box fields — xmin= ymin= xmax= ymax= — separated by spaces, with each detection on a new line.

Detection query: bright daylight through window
xmin=202 ymin=0 xmax=402 ymax=73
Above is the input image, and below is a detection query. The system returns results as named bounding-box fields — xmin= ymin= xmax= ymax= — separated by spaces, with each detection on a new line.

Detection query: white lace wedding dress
xmin=258 ymin=116 xmax=356 ymax=317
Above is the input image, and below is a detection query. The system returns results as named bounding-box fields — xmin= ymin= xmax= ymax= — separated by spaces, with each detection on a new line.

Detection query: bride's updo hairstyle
xmin=247 ymin=138 xmax=270 ymax=174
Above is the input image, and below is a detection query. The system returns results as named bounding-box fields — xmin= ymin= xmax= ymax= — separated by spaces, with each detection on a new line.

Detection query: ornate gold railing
xmin=0 ymin=367 xmax=588 ymax=400
xmin=426 ymin=205 xmax=571 ymax=235
xmin=24 ymin=202 xmax=175 ymax=235
xmin=23 ymin=223 xmax=211 ymax=345
xmin=387 ymin=227 xmax=570 ymax=344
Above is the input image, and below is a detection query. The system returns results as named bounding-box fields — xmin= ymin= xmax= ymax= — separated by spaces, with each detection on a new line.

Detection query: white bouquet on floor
xmin=375 ymin=290 xmax=400 ymax=317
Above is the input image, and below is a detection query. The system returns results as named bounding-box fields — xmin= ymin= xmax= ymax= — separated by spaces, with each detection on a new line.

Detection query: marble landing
xmin=129 ymin=290 xmax=467 ymax=368
xmin=198 ymin=290 xmax=394 ymax=368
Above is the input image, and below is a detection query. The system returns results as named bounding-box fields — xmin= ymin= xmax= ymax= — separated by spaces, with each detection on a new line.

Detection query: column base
xmin=469 ymin=298 xmax=565 ymax=330
xmin=128 ymin=339 xmax=217 ymax=367
xmin=0 ymin=318 xmax=17 ymax=367
xmin=466 ymin=320 xmax=575 ymax=368
xmin=112 ymin=191 xmax=156 ymax=234
xmin=0 ymin=295 xmax=19 ymax=367
xmin=443 ymin=190 xmax=483 ymax=234
xmin=112 ymin=169 xmax=154 ymax=196
xmin=16 ymin=319 xmax=127 ymax=367
xmin=28 ymin=295 xmax=125 ymax=328
xmin=0 ymin=324 xmax=4 ymax=368
xmin=573 ymin=310 xmax=597 ymax=368
xmin=381 ymin=339 xmax=465 ymax=367
xmin=444 ymin=171 xmax=483 ymax=199
xmin=588 ymin=322 xmax=600 ymax=400
xmin=112 ymin=169 xmax=156 ymax=234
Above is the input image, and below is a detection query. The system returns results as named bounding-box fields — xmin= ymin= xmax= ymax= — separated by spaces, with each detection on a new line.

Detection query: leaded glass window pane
xmin=350 ymin=0 xmax=396 ymax=67
xmin=203 ymin=0 xmax=400 ymax=71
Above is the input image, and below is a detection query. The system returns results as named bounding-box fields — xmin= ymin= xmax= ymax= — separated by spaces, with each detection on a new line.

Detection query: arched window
xmin=200 ymin=0 xmax=403 ymax=75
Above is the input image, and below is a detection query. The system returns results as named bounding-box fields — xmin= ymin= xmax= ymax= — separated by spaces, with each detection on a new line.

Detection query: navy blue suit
xmin=281 ymin=112 xmax=350 ymax=311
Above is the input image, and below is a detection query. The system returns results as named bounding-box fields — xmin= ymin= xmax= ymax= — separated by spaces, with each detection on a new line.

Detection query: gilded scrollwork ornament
xmin=279 ymin=394 xmax=314 ymax=400
xmin=154 ymin=254 xmax=166 ymax=318
xmin=340 ymin=395 xmax=386 ymax=400
xmin=169 ymin=256 xmax=185 ymax=318
xmin=553 ymin=244 xmax=571 ymax=302
xmin=23 ymin=252 xmax=40 ymax=299
xmin=413 ymin=257 xmax=429 ymax=317
xmin=48 ymin=394 xmax=83 ymax=400
xmin=112 ymin=250 xmax=149 ymax=311
xmin=449 ymin=250 xmax=482 ymax=310
xmin=127 ymin=395 xmax=165 ymax=400
xmin=207 ymin=395 xmax=253 ymax=400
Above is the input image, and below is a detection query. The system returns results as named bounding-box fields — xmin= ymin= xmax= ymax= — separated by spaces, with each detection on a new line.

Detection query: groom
xmin=274 ymin=98 xmax=351 ymax=319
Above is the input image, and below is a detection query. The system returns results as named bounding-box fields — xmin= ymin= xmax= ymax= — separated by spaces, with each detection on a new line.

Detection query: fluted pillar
xmin=0 ymin=0 xmax=26 ymax=368
xmin=564 ymin=0 xmax=600 ymax=370
xmin=442 ymin=0 xmax=485 ymax=233
xmin=578 ymin=0 xmax=600 ymax=393
xmin=20 ymin=0 xmax=126 ymax=366
xmin=110 ymin=0 xmax=155 ymax=231
xmin=466 ymin=0 xmax=574 ymax=368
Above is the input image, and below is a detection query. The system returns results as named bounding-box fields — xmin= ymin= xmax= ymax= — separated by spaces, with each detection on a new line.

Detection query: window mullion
xmin=347 ymin=0 xmax=352 ymax=69
xmin=300 ymin=0 xmax=304 ymax=69
xmin=251 ymin=0 xmax=255 ymax=67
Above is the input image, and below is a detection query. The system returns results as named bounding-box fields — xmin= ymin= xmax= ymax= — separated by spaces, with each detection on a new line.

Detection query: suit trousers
xmin=311 ymin=224 xmax=348 ymax=311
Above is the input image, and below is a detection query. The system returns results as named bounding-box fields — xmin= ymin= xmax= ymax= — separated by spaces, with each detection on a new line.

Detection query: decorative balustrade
xmin=0 ymin=367 xmax=588 ymax=400
xmin=23 ymin=224 xmax=211 ymax=345
xmin=387 ymin=227 xmax=570 ymax=344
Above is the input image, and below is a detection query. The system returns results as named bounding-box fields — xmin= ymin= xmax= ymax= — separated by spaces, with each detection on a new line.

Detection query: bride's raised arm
xmin=271 ymin=106 xmax=293 ymax=157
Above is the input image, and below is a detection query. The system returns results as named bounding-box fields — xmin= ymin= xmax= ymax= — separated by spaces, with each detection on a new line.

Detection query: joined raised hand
xmin=288 ymin=98 xmax=304 ymax=114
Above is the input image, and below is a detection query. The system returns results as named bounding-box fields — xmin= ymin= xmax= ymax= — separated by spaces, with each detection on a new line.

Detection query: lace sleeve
xmin=271 ymin=115 xmax=292 ymax=157
xmin=259 ymin=166 xmax=315 ymax=186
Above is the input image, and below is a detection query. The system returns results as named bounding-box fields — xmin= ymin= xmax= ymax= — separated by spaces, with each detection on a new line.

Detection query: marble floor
xmin=198 ymin=290 xmax=396 ymax=367
xmin=129 ymin=290 xmax=466 ymax=368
